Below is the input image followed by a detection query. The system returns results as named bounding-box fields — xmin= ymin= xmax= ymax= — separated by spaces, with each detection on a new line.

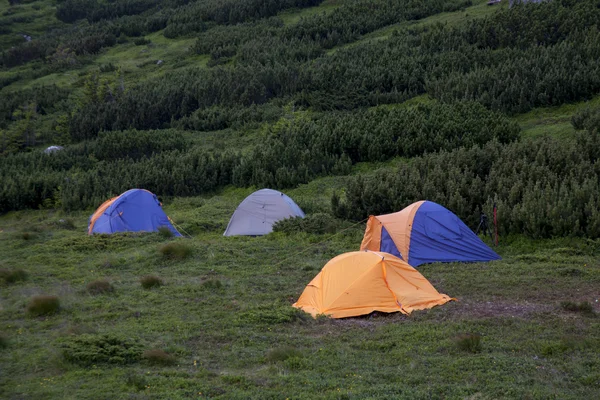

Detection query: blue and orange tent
xmin=88 ymin=189 xmax=181 ymax=236
xmin=360 ymin=201 xmax=500 ymax=267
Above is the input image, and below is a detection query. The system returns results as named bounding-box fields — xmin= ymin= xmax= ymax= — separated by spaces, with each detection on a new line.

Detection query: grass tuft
xmin=20 ymin=232 xmax=35 ymax=240
xmin=159 ymin=242 xmax=192 ymax=260
xmin=140 ymin=275 xmax=163 ymax=289
xmin=125 ymin=371 xmax=148 ymax=391
xmin=142 ymin=349 xmax=176 ymax=365
xmin=455 ymin=333 xmax=482 ymax=353
xmin=157 ymin=226 xmax=174 ymax=239
xmin=266 ymin=346 xmax=303 ymax=363
xmin=27 ymin=295 xmax=60 ymax=316
xmin=0 ymin=333 xmax=8 ymax=350
xmin=0 ymin=268 xmax=28 ymax=284
xmin=561 ymin=301 xmax=595 ymax=316
xmin=201 ymin=278 xmax=223 ymax=289
xmin=86 ymin=279 xmax=114 ymax=295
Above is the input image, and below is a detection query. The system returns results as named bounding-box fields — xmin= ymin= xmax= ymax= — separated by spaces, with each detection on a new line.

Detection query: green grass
xmin=0 ymin=182 xmax=599 ymax=399
xmin=515 ymin=96 xmax=600 ymax=140
xmin=279 ymin=0 xmax=343 ymax=26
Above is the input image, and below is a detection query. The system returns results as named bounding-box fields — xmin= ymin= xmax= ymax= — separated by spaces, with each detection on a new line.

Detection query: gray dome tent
xmin=44 ymin=145 xmax=64 ymax=154
xmin=224 ymin=189 xmax=305 ymax=236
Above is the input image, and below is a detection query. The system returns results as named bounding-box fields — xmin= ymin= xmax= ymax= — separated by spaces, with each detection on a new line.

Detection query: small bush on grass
xmin=455 ymin=333 xmax=482 ymax=353
xmin=558 ymin=268 xmax=585 ymax=277
xmin=57 ymin=218 xmax=76 ymax=230
xmin=201 ymin=279 xmax=222 ymax=290
xmin=86 ymin=279 xmax=114 ymax=295
xmin=140 ymin=275 xmax=162 ymax=289
xmin=20 ymin=232 xmax=35 ymax=240
xmin=61 ymin=334 xmax=143 ymax=365
xmin=159 ymin=242 xmax=192 ymax=260
xmin=0 ymin=268 xmax=28 ymax=284
xmin=561 ymin=301 xmax=595 ymax=316
xmin=134 ymin=37 xmax=150 ymax=46
xmin=266 ymin=346 xmax=303 ymax=363
xmin=143 ymin=349 xmax=176 ymax=365
xmin=0 ymin=333 xmax=8 ymax=349
xmin=27 ymin=295 xmax=60 ymax=316
xmin=157 ymin=226 xmax=173 ymax=239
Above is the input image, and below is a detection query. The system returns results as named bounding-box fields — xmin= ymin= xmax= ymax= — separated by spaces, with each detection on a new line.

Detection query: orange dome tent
xmin=293 ymin=251 xmax=454 ymax=319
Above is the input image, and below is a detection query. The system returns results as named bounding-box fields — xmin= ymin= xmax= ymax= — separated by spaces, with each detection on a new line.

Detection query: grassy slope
xmin=1 ymin=1 xmax=600 ymax=398
xmin=0 ymin=183 xmax=599 ymax=399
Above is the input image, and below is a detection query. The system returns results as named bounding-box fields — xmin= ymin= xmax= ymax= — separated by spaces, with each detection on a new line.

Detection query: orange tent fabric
xmin=360 ymin=201 xmax=424 ymax=263
xmin=293 ymin=251 xmax=454 ymax=319
xmin=88 ymin=196 xmax=119 ymax=234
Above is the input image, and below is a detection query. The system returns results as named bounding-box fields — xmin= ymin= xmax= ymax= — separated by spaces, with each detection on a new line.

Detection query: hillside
xmin=1 ymin=0 xmax=600 ymax=398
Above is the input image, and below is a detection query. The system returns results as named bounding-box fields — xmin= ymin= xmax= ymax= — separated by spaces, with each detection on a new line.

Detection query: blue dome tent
xmin=88 ymin=189 xmax=181 ymax=236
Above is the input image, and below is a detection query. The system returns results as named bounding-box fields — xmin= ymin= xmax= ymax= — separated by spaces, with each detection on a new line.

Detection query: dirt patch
xmin=445 ymin=299 xmax=554 ymax=319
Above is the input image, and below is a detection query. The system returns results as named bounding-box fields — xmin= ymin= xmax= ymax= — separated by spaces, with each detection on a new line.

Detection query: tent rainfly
xmin=223 ymin=189 xmax=305 ymax=236
xmin=88 ymin=189 xmax=181 ymax=236
xmin=293 ymin=251 xmax=454 ymax=319
xmin=360 ymin=201 xmax=500 ymax=267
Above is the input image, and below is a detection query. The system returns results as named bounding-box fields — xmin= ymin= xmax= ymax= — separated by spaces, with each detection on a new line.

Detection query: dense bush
xmin=333 ymin=129 xmax=600 ymax=238
xmin=61 ymin=334 xmax=143 ymax=365
xmin=233 ymin=102 xmax=519 ymax=189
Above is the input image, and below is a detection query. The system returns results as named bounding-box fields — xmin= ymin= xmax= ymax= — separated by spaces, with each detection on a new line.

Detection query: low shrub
xmin=0 ymin=268 xmax=28 ymax=284
xmin=558 ymin=268 xmax=585 ymax=277
xmin=140 ymin=275 xmax=162 ymax=289
xmin=134 ymin=37 xmax=150 ymax=46
xmin=157 ymin=226 xmax=173 ymax=239
xmin=142 ymin=349 xmax=176 ymax=365
xmin=56 ymin=218 xmax=76 ymax=230
xmin=27 ymin=295 xmax=60 ymax=316
xmin=159 ymin=242 xmax=192 ymax=260
xmin=86 ymin=279 xmax=114 ymax=295
xmin=561 ymin=301 xmax=595 ymax=316
xmin=61 ymin=334 xmax=143 ymax=365
xmin=273 ymin=213 xmax=344 ymax=235
xmin=455 ymin=333 xmax=482 ymax=353
xmin=266 ymin=346 xmax=303 ymax=363
xmin=239 ymin=305 xmax=306 ymax=324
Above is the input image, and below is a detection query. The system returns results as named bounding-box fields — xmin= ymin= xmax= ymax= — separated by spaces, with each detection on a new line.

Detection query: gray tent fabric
xmin=223 ymin=189 xmax=305 ymax=236
xmin=44 ymin=145 xmax=64 ymax=154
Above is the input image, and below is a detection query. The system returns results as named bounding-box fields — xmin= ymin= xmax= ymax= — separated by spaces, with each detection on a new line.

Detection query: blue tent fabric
xmin=407 ymin=201 xmax=500 ymax=267
xmin=89 ymin=189 xmax=181 ymax=236
xmin=380 ymin=227 xmax=402 ymax=259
